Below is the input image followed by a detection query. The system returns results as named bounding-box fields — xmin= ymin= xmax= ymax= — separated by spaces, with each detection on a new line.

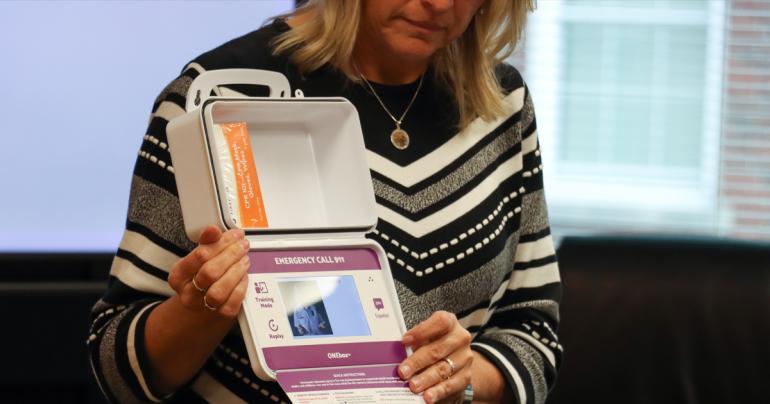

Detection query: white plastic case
xmin=166 ymin=69 xmax=409 ymax=382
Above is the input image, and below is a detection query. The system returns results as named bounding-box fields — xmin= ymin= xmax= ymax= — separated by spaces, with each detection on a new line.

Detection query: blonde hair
xmin=272 ymin=0 xmax=535 ymax=128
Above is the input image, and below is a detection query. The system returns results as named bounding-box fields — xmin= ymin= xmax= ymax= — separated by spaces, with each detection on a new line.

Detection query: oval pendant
xmin=391 ymin=128 xmax=410 ymax=150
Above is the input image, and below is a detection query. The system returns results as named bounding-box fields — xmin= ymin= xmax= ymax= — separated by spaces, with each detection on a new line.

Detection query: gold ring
xmin=191 ymin=276 xmax=206 ymax=293
xmin=203 ymin=295 xmax=217 ymax=311
xmin=443 ymin=357 xmax=455 ymax=379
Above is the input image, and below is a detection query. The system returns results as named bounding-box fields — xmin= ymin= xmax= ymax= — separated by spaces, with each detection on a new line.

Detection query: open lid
xmin=189 ymin=69 xmax=378 ymax=238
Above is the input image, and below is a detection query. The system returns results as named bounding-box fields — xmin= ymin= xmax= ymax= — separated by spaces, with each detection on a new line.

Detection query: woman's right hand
xmin=167 ymin=225 xmax=251 ymax=319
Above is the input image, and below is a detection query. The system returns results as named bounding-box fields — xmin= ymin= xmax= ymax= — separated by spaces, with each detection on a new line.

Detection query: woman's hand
xmin=167 ymin=225 xmax=250 ymax=318
xmin=399 ymin=311 xmax=473 ymax=404
xmin=145 ymin=226 xmax=251 ymax=393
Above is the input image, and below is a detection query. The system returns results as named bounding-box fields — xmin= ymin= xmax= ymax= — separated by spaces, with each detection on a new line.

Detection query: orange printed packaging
xmin=220 ymin=122 xmax=268 ymax=228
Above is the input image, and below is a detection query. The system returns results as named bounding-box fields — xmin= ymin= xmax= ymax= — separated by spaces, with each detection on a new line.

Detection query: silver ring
xmin=191 ymin=276 xmax=206 ymax=293
xmin=203 ymin=295 xmax=217 ymax=311
xmin=442 ymin=357 xmax=456 ymax=379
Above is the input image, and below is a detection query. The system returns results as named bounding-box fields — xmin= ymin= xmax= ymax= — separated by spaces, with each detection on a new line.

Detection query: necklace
xmin=354 ymin=64 xmax=424 ymax=150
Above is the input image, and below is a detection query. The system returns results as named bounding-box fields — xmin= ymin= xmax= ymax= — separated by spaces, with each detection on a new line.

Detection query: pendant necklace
xmin=354 ymin=64 xmax=424 ymax=150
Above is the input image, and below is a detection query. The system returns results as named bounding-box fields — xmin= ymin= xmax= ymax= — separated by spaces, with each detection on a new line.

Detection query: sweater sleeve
xmin=87 ymin=67 xmax=202 ymax=403
xmin=470 ymin=86 xmax=563 ymax=404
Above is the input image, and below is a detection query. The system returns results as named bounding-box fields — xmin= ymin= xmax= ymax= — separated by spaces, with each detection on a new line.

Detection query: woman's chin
xmin=385 ymin=37 xmax=443 ymax=63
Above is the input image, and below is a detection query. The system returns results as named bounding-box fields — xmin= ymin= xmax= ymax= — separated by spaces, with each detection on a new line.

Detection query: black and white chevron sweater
xmin=88 ymin=19 xmax=562 ymax=404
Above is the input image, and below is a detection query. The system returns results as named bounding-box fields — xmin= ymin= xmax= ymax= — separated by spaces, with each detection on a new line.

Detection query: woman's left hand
xmin=399 ymin=311 xmax=473 ymax=404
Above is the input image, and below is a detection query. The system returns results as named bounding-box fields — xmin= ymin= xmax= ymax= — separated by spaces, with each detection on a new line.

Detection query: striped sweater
xmin=88 ymin=20 xmax=562 ymax=404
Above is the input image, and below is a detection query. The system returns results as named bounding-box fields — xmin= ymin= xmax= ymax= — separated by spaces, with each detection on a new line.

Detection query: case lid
xmin=189 ymin=69 xmax=378 ymax=238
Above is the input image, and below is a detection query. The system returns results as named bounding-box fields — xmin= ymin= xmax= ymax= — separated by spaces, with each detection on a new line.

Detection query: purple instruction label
xmin=264 ymin=341 xmax=406 ymax=371
xmin=248 ymin=248 xmax=381 ymax=274
xmin=277 ymin=363 xmax=408 ymax=393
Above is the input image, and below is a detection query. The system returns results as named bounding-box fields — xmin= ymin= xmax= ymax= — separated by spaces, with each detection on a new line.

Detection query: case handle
xmin=185 ymin=69 xmax=292 ymax=112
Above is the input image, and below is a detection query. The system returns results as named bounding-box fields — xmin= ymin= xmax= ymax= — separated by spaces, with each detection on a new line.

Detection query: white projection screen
xmin=0 ymin=1 xmax=295 ymax=252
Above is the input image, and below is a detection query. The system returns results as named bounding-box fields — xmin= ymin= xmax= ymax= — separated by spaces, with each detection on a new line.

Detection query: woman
xmin=88 ymin=1 xmax=562 ymax=403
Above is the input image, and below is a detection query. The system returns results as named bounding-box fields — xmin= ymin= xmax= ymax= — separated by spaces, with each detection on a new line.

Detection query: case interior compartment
xmin=205 ymin=99 xmax=376 ymax=234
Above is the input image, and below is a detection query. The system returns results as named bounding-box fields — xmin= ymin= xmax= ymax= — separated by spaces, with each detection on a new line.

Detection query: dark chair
xmin=3 ymin=236 xmax=770 ymax=404
xmin=548 ymin=235 xmax=770 ymax=404
xmin=0 ymin=253 xmax=111 ymax=404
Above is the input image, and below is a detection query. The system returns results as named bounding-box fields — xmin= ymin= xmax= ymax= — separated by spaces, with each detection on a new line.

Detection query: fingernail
xmin=424 ymin=391 xmax=434 ymax=403
xmin=411 ymin=377 xmax=422 ymax=391
xmin=402 ymin=335 xmax=414 ymax=346
xmin=399 ymin=365 xmax=411 ymax=379
xmin=241 ymin=254 xmax=250 ymax=265
xmin=236 ymin=229 xmax=246 ymax=238
xmin=242 ymin=239 xmax=250 ymax=251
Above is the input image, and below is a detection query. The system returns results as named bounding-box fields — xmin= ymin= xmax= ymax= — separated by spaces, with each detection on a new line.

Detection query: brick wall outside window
xmin=719 ymin=0 xmax=770 ymax=240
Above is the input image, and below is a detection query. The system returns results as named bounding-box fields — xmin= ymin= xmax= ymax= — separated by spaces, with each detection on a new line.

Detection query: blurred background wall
xmin=0 ymin=0 xmax=295 ymax=252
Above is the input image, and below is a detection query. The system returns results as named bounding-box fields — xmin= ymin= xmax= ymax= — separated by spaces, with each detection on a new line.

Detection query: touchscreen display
xmin=277 ymin=276 xmax=371 ymax=339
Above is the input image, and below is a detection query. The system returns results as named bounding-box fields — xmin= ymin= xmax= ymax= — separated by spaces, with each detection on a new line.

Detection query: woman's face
xmin=359 ymin=0 xmax=486 ymax=62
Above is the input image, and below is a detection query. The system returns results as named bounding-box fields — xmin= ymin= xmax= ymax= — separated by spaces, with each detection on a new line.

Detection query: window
xmin=519 ymin=0 xmax=729 ymax=235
